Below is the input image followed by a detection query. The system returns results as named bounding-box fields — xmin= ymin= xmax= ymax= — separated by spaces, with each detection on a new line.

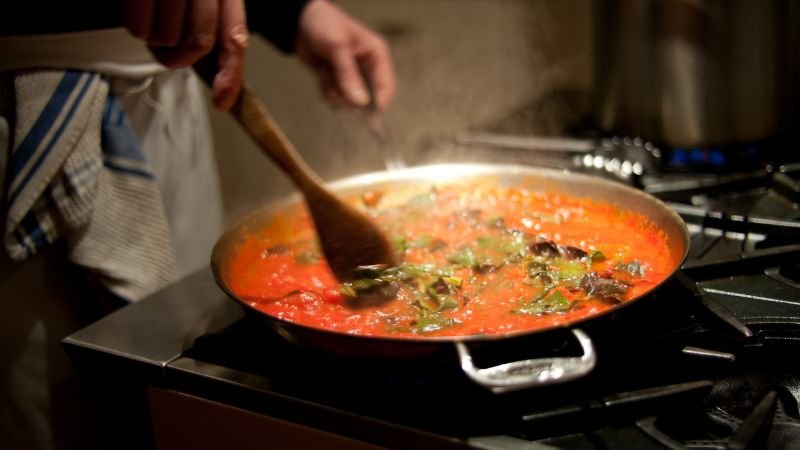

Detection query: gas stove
xmin=64 ymin=137 xmax=800 ymax=450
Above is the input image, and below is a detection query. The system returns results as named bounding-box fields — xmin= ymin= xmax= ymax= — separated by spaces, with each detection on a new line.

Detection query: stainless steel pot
xmin=593 ymin=0 xmax=799 ymax=148
xmin=211 ymin=164 xmax=690 ymax=392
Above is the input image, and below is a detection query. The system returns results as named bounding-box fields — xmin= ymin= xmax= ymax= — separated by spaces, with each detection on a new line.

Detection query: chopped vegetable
xmin=580 ymin=272 xmax=628 ymax=301
xmin=515 ymin=290 xmax=571 ymax=315
xmin=294 ymin=251 xmax=319 ymax=265
xmin=362 ymin=190 xmax=383 ymax=207
xmin=617 ymin=260 xmax=646 ymax=277
xmin=447 ymin=247 xmax=478 ymax=267
xmin=588 ymin=250 xmax=606 ymax=263
xmin=412 ymin=310 xmax=460 ymax=333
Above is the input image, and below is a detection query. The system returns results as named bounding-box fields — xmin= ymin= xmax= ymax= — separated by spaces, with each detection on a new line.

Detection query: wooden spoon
xmin=227 ymin=84 xmax=397 ymax=281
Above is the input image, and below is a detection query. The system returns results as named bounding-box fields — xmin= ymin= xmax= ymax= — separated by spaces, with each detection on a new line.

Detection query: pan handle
xmin=455 ymin=328 xmax=596 ymax=393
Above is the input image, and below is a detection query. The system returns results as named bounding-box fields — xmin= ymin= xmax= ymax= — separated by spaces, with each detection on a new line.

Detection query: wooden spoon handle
xmin=192 ymin=57 xmax=322 ymax=193
xmin=229 ymin=84 xmax=323 ymax=193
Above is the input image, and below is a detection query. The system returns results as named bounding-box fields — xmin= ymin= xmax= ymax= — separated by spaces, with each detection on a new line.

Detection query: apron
xmin=0 ymin=30 xmax=224 ymax=450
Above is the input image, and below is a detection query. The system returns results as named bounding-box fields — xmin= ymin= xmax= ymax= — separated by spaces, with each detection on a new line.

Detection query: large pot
xmin=211 ymin=164 xmax=689 ymax=392
xmin=592 ymin=0 xmax=799 ymax=148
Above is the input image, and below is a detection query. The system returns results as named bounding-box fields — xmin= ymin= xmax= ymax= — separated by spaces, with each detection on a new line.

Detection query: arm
xmin=248 ymin=0 xmax=395 ymax=110
xmin=293 ymin=0 xmax=396 ymax=110
xmin=245 ymin=0 xmax=311 ymax=54
xmin=124 ymin=0 xmax=395 ymax=111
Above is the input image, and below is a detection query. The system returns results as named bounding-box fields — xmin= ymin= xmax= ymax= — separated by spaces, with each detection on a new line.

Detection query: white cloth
xmin=5 ymin=70 xmax=178 ymax=301
xmin=116 ymin=70 xmax=224 ymax=277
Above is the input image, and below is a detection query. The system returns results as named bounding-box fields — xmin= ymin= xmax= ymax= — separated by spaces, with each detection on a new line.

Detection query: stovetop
xmin=64 ymin=138 xmax=800 ymax=450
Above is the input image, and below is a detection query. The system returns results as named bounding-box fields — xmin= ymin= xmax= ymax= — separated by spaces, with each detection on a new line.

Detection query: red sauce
xmin=227 ymin=183 xmax=675 ymax=338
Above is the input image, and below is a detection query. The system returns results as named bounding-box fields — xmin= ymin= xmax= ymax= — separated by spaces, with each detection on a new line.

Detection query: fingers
xmin=123 ymin=0 xmax=156 ymax=40
xmin=150 ymin=0 xmax=187 ymax=46
xmin=295 ymin=0 xmax=396 ymax=110
xmin=327 ymin=33 xmax=395 ymax=110
xmin=295 ymin=48 xmax=350 ymax=109
xmin=357 ymin=38 xmax=396 ymax=110
xmin=318 ymin=67 xmax=351 ymax=109
xmin=212 ymin=0 xmax=248 ymax=111
xmin=150 ymin=0 xmax=219 ymax=69
xmin=122 ymin=0 xmax=186 ymax=46
xmin=329 ymin=47 xmax=371 ymax=107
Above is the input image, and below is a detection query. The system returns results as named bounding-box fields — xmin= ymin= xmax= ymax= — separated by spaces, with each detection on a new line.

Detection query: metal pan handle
xmin=455 ymin=328 xmax=596 ymax=393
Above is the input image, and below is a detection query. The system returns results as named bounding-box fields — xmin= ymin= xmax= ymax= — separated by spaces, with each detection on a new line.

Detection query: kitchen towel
xmin=3 ymin=70 xmax=177 ymax=301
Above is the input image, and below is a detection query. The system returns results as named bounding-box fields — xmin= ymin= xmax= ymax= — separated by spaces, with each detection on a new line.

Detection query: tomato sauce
xmin=227 ymin=183 xmax=675 ymax=338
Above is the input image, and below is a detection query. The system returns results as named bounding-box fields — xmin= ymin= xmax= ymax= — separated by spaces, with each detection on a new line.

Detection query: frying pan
xmin=211 ymin=164 xmax=690 ymax=392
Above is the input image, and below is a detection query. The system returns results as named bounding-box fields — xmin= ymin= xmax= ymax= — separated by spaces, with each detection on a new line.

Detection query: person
xmin=0 ymin=1 xmax=395 ymax=449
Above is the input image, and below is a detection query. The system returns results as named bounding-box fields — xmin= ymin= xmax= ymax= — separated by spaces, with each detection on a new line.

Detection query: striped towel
xmin=3 ymin=70 xmax=177 ymax=301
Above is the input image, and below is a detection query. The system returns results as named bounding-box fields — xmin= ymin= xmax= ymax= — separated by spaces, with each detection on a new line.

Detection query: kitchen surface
xmin=64 ymin=1 xmax=800 ymax=449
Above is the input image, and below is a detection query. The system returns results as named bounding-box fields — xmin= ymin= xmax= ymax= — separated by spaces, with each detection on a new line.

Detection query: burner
xmin=639 ymin=377 xmax=800 ymax=450
xmin=776 ymin=264 xmax=800 ymax=286
xmin=773 ymin=163 xmax=800 ymax=207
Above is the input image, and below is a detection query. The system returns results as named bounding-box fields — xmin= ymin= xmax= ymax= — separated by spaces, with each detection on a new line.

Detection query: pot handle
xmin=455 ymin=328 xmax=596 ymax=393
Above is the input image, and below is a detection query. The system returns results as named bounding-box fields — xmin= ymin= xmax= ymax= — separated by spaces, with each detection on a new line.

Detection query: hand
xmin=122 ymin=0 xmax=248 ymax=111
xmin=295 ymin=0 xmax=396 ymax=110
